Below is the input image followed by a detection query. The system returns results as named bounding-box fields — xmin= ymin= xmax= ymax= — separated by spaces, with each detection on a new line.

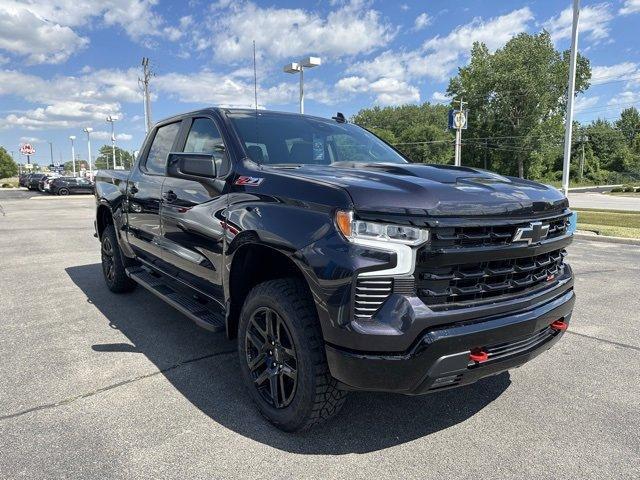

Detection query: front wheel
xmin=238 ymin=278 xmax=347 ymax=431
xmin=101 ymin=224 xmax=136 ymax=293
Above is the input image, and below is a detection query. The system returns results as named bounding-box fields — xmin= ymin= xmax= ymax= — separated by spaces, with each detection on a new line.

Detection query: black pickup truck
xmin=94 ymin=108 xmax=575 ymax=431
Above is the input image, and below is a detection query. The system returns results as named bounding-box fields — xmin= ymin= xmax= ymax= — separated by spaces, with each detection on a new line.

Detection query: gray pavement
xmin=0 ymin=192 xmax=639 ymax=479
xmin=568 ymin=192 xmax=640 ymax=211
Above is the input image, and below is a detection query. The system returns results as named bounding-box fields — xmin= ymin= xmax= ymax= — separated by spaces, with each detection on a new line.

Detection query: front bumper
xmin=325 ymin=287 xmax=574 ymax=394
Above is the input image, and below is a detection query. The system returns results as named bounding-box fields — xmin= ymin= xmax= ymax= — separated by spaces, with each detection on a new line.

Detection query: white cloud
xmin=19 ymin=136 xmax=43 ymax=144
xmin=203 ymin=0 xmax=395 ymax=63
xmin=339 ymin=7 xmax=534 ymax=105
xmin=431 ymin=91 xmax=450 ymax=103
xmin=620 ymin=0 xmax=640 ymax=15
xmin=414 ymin=12 xmax=432 ymax=30
xmin=154 ymin=71 xmax=334 ymax=108
xmin=0 ymin=68 xmax=141 ymax=130
xmin=0 ymin=1 xmax=176 ymax=64
xmin=574 ymin=95 xmax=600 ymax=113
xmin=0 ymin=4 xmax=88 ymax=64
xmin=544 ymin=3 xmax=614 ymax=44
xmin=591 ymin=62 xmax=639 ymax=84
xmin=90 ymin=130 xmax=133 ymax=141
xmin=336 ymin=75 xmax=418 ymax=105
xmin=608 ymin=90 xmax=640 ymax=106
xmin=413 ymin=7 xmax=534 ymax=80
xmin=1 ymin=101 xmax=120 ymax=130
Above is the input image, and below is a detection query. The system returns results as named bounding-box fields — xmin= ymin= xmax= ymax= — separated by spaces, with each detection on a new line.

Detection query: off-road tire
xmin=101 ymin=224 xmax=136 ymax=293
xmin=58 ymin=188 xmax=69 ymax=196
xmin=238 ymin=278 xmax=348 ymax=431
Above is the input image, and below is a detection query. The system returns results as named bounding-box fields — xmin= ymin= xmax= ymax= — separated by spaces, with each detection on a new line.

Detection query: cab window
xmin=184 ymin=118 xmax=229 ymax=176
xmin=144 ymin=122 xmax=181 ymax=175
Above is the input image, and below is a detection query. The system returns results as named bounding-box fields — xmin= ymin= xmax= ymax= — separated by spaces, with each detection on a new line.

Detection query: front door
xmin=126 ymin=120 xmax=181 ymax=264
xmin=159 ymin=117 xmax=229 ymax=303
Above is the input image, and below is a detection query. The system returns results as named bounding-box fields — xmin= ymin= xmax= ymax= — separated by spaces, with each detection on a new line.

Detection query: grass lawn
xmin=575 ymin=208 xmax=640 ymax=239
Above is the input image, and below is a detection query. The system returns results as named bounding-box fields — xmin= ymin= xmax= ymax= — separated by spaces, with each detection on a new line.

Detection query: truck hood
xmin=272 ymin=163 xmax=568 ymax=217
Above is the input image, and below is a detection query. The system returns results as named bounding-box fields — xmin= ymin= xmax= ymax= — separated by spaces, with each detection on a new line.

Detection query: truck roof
xmin=153 ymin=107 xmax=337 ymax=128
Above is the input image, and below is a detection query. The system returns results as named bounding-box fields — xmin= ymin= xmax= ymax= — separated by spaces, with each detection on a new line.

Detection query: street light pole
xmin=48 ymin=141 xmax=54 ymax=166
xmin=283 ymin=57 xmax=321 ymax=114
xmin=83 ymin=127 xmax=93 ymax=179
xmin=562 ymin=0 xmax=581 ymax=197
xmin=69 ymin=136 xmax=76 ymax=177
xmin=106 ymin=115 xmax=117 ymax=169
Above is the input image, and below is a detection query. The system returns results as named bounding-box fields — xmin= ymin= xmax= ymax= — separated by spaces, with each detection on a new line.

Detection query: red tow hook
xmin=469 ymin=348 xmax=489 ymax=363
xmin=550 ymin=320 xmax=568 ymax=331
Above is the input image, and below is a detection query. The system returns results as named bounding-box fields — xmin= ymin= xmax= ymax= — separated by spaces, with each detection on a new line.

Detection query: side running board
xmin=126 ymin=267 xmax=225 ymax=332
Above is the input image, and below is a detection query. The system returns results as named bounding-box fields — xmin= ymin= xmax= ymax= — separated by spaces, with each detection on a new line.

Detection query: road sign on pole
xmin=449 ymin=104 xmax=468 ymax=166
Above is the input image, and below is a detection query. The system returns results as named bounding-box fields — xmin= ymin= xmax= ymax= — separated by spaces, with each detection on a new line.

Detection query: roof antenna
xmin=253 ymin=40 xmax=261 ymax=166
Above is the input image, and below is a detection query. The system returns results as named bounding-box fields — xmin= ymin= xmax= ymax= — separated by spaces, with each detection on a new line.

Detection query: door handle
xmin=163 ymin=190 xmax=177 ymax=202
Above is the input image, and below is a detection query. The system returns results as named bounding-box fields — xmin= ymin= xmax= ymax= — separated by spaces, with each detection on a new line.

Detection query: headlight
xmin=335 ymin=210 xmax=429 ymax=246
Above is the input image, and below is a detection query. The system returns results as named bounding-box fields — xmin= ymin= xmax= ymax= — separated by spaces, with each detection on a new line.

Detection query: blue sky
xmin=1 ymin=0 xmax=639 ymax=165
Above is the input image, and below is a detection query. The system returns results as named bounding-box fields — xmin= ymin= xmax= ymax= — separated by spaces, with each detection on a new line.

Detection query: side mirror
xmin=166 ymin=152 xmax=217 ymax=180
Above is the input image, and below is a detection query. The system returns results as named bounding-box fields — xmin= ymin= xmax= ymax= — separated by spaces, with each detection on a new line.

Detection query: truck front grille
xmin=412 ymin=211 xmax=572 ymax=309
xmin=416 ymin=249 xmax=566 ymax=307
xmin=430 ymin=214 xmax=569 ymax=249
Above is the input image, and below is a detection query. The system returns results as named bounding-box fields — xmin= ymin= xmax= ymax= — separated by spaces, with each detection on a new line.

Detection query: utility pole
xmin=48 ymin=141 xmax=54 ymax=166
xmin=69 ymin=136 xmax=76 ymax=177
xmin=106 ymin=115 xmax=117 ymax=169
xmin=579 ymin=133 xmax=588 ymax=181
xmin=139 ymin=57 xmax=153 ymax=134
xmin=562 ymin=0 xmax=581 ymax=196
xmin=83 ymin=127 xmax=93 ymax=179
xmin=454 ymin=98 xmax=467 ymax=166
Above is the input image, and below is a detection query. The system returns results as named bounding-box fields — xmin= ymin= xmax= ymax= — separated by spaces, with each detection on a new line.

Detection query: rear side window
xmin=144 ymin=122 xmax=180 ymax=175
xmin=184 ymin=118 xmax=229 ymax=176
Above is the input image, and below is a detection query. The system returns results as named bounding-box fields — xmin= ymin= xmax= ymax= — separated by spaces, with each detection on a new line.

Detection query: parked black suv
xmin=94 ymin=108 xmax=575 ymax=431
xmin=50 ymin=177 xmax=94 ymax=195
xmin=26 ymin=173 xmax=46 ymax=190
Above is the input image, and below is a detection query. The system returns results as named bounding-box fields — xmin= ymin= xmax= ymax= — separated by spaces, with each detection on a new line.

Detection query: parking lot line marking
xmin=0 ymin=349 xmax=236 ymax=422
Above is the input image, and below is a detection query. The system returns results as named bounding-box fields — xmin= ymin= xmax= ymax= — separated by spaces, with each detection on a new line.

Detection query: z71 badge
xmin=234 ymin=176 xmax=264 ymax=186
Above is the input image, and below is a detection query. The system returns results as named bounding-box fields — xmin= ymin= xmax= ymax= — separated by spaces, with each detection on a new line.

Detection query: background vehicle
xmin=50 ymin=177 xmax=94 ymax=195
xmin=94 ymin=108 xmax=575 ymax=431
xmin=18 ymin=173 xmax=31 ymax=187
xmin=26 ymin=173 xmax=46 ymax=190
xmin=38 ymin=174 xmax=61 ymax=193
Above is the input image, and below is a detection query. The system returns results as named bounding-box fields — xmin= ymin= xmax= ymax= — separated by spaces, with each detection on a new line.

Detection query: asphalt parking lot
xmin=0 ymin=192 xmax=638 ymax=479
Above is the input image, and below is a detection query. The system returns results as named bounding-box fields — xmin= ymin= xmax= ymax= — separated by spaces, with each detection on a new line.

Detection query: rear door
xmin=126 ymin=120 xmax=182 ymax=264
xmin=159 ymin=116 xmax=230 ymax=303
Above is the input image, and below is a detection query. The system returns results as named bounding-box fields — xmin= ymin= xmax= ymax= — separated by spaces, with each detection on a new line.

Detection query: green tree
xmin=352 ymin=103 xmax=453 ymax=164
xmin=63 ymin=160 xmax=89 ymax=173
xmin=0 ymin=146 xmax=19 ymax=178
xmin=95 ymin=145 xmax=135 ymax=170
xmin=447 ymin=32 xmax=591 ymax=178
xmin=615 ymin=107 xmax=640 ymax=146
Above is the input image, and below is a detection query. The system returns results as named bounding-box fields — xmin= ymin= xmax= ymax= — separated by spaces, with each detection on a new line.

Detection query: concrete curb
xmin=574 ymin=232 xmax=640 ymax=246
xmin=568 ymin=184 xmax=622 ymax=192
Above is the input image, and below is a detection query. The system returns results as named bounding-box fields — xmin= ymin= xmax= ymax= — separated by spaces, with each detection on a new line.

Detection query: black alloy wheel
xmin=245 ymin=307 xmax=298 ymax=408
xmin=101 ymin=235 xmax=116 ymax=284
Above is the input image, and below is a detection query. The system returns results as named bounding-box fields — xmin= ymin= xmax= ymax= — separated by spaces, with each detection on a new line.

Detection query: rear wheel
xmin=58 ymin=188 xmax=69 ymax=196
xmin=101 ymin=224 xmax=136 ymax=293
xmin=238 ymin=278 xmax=347 ymax=431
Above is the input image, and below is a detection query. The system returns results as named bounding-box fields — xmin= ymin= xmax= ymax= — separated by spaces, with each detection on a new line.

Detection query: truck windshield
xmin=229 ymin=112 xmax=407 ymax=166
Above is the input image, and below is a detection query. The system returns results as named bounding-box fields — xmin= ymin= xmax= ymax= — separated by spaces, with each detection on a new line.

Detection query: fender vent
xmin=354 ymin=278 xmax=392 ymax=320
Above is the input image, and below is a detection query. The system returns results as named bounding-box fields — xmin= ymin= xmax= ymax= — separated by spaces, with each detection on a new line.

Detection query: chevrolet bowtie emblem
xmin=512 ymin=222 xmax=550 ymax=244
